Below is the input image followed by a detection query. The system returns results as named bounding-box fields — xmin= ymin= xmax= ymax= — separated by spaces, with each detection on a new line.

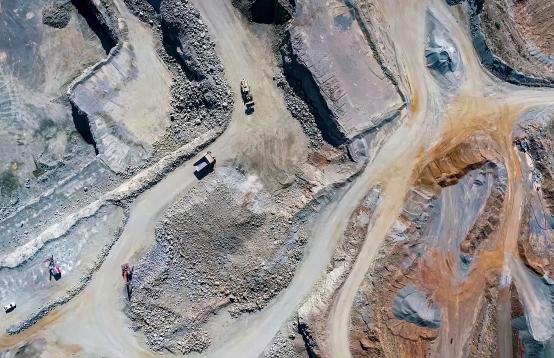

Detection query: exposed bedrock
xmin=391 ymin=284 xmax=441 ymax=329
xmin=280 ymin=33 xmax=345 ymax=147
xmin=69 ymin=0 xmax=171 ymax=173
xmin=295 ymin=186 xmax=383 ymax=357
xmin=70 ymin=0 xmax=231 ymax=174
xmin=0 ymin=0 xmax=120 ymax=235
xmin=70 ymin=0 xmax=118 ymax=54
xmin=510 ymin=280 xmax=554 ymax=358
xmin=514 ymin=108 xmax=554 ymax=281
xmin=0 ymin=204 xmax=125 ymax=333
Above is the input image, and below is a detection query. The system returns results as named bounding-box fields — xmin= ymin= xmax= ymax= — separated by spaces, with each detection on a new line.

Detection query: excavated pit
xmin=348 ymin=137 xmax=510 ymax=357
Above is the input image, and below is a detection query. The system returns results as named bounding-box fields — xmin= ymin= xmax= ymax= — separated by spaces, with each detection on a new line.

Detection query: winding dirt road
xmin=3 ymin=0 xmax=554 ymax=357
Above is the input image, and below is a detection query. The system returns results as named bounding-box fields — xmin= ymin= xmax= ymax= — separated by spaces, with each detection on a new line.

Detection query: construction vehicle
xmin=240 ymin=79 xmax=255 ymax=110
xmin=44 ymin=255 xmax=62 ymax=281
xmin=193 ymin=151 xmax=216 ymax=179
xmin=121 ymin=263 xmax=133 ymax=300
xmin=3 ymin=302 xmax=16 ymax=314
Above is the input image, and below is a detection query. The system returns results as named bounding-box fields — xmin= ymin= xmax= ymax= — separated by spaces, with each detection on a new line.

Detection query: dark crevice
xmin=71 ymin=0 xmax=116 ymax=54
xmin=251 ymin=0 xmax=291 ymax=24
xmin=71 ymin=102 xmax=99 ymax=155
xmin=232 ymin=0 xmax=294 ymax=24
xmin=146 ymin=0 xmax=161 ymax=12
xmin=297 ymin=318 xmax=319 ymax=358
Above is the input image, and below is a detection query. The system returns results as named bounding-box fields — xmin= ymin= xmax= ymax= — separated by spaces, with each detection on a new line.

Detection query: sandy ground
xmin=192 ymin=0 xmax=308 ymax=189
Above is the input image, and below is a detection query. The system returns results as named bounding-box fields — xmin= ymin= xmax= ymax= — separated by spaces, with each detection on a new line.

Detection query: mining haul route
xmin=2 ymin=0 xmax=554 ymax=357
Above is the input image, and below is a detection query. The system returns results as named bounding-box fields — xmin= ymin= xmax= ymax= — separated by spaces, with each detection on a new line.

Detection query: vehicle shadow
xmin=193 ymin=166 xmax=215 ymax=180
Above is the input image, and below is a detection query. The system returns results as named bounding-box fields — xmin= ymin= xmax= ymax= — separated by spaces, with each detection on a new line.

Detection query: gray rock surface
xmin=285 ymin=0 xmax=403 ymax=141
xmin=392 ymin=284 xmax=441 ymax=329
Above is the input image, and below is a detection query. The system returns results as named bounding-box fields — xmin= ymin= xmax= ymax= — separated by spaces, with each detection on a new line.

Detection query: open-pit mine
xmin=1 ymin=0 xmax=554 ymax=357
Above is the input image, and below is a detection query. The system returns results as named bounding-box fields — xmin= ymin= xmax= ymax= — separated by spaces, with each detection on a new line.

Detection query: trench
xmin=71 ymin=102 xmax=99 ymax=155
xmin=70 ymin=0 xmax=117 ymax=54
xmin=67 ymin=0 xmax=117 ymax=154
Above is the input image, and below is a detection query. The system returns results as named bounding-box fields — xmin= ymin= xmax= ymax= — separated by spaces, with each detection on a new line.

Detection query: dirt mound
xmin=128 ymin=167 xmax=305 ymax=354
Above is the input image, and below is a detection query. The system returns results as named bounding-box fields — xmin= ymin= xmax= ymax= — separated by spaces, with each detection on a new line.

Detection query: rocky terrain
xmin=1 ymin=0 xmax=554 ymax=357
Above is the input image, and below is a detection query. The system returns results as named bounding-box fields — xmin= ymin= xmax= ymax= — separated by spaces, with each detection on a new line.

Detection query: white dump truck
xmin=240 ymin=79 xmax=255 ymax=109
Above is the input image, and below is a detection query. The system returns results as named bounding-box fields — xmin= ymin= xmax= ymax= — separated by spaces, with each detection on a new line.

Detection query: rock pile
xmin=42 ymin=0 xmax=72 ymax=28
xmin=127 ymin=168 xmax=308 ymax=353
xmin=122 ymin=0 xmax=233 ymax=151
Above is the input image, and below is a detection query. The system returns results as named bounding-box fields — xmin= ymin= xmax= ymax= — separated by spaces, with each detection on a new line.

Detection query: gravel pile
xmin=127 ymin=168 xmax=308 ymax=354
xmin=274 ymin=72 xmax=325 ymax=148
